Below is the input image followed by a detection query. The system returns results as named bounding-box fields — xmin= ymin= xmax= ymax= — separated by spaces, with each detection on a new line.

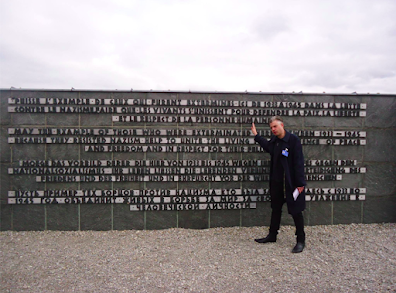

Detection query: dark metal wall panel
xmin=1 ymin=89 xmax=395 ymax=230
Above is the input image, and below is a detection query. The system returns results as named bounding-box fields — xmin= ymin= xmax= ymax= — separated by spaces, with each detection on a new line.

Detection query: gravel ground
xmin=1 ymin=223 xmax=395 ymax=293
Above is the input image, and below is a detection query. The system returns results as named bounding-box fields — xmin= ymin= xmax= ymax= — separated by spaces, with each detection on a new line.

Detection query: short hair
xmin=268 ymin=115 xmax=283 ymax=125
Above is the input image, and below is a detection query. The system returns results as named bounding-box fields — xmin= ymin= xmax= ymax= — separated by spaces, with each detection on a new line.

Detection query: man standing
xmin=251 ymin=116 xmax=306 ymax=253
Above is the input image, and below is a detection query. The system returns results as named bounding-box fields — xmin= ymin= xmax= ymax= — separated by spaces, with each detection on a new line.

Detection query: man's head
xmin=269 ymin=116 xmax=285 ymax=139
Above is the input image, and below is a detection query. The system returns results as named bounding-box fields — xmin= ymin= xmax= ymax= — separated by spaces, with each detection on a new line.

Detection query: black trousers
xmin=269 ymin=180 xmax=305 ymax=243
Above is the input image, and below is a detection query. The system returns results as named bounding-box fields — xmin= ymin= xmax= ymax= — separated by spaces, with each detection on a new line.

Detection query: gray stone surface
xmin=12 ymin=144 xmax=45 ymax=161
xmin=178 ymin=210 xmax=209 ymax=229
xmin=177 ymin=181 xmax=209 ymax=190
xmin=47 ymin=144 xmax=80 ymax=160
xmin=283 ymin=116 xmax=305 ymax=128
xmin=80 ymin=113 xmax=113 ymax=127
xmin=146 ymin=181 xmax=177 ymax=190
xmin=79 ymin=182 xmax=112 ymax=190
xmin=307 ymin=202 xmax=332 ymax=225
xmin=114 ymin=181 xmax=144 ymax=190
xmin=9 ymin=170 xmax=42 ymax=191
xmin=210 ymin=182 xmax=240 ymax=190
xmin=12 ymin=112 xmax=46 ymax=126
xmin=364 ymin=162 xmax=396 ymax=196
xmin=333 ymin=145 xmax=364 ymax=161
xmin=80 ymin=205 xmax=112 ymax=231
xmin=113 ymin=205 xmax=144 ymax=230
xmin=304 ymin=116 xmax=334 ymax=128
xmin=241 ymin=202 xmax=271 ymax=227
xmin=335 ymin=174 xmax=362 ymax=188
xmin=0 ymin=128 xmax=11 ymax=163
xmin=113 ymin=151 xmax=145 ymax=161
xmin=363 ymin=196 xmax=396 ymax=223
xmin=80 ymin=150 xmax=112 ymax=161
xmin=46 ymin=205 xmax=79 ymax=230
xmin=303 ymin=145 xmax=332 ymax=161
xmin=306 ymin=180 xmax=335 ymax=189
xmin=1 ymin=90 xmax=395 ymax=230
xmin=145 ymin=210 xmax=177 ymax=229
xmin=113 ymin=91 xmax=147 ymax=100
xmin=333 ymin=201 xmax=362 ymax=224
xmin=45 ymin=182 xmax=79 ymax=192
xmin=0 ymin=204 xmax=12 ymax=230
xmin=0 ymin=91 xmax=11 ymax=125
xmin=78 ymin=91 xmax=112 ymax=100
xmin=210 ymin=209 xmax=240 ymax=228
xmin=13 ymin=205 xmax=45 ymax=231
xmin=364 ymin=96 xmax=396 ymax=128
xmin=364 ymin=129 xmax=396 ymax=162
xmin=146 ymin=150 xmax=177 ymax=161
xmin=47 ymin=113 xmax=79 ymax=126
xmin=0 ymin=164 xmax=10 ymax=201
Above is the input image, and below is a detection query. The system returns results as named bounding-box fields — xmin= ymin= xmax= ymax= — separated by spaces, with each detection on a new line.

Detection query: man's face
xmin=269 ymin=120 xmax=285 ymax=138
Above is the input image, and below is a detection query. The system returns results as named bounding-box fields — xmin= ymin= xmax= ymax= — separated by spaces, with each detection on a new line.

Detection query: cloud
xmin=252 ymin=14 xmax=290 ymax=41
xmin=0 ymin=0 xmax=395 ymax=93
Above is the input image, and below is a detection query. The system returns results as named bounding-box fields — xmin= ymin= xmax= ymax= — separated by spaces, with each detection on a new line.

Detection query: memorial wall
xmin=0 ymin=89 xmax=395 ymax=230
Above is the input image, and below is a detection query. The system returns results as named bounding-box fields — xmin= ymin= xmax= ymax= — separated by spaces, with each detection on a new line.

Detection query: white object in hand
xmin=293 ymin=188 xmax=299 ymax=201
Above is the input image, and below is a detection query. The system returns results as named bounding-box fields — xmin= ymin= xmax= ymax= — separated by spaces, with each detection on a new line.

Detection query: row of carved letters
xmin=8 ymin=98 xmax=367 ymax=109
xmin=9 ymin=188 xmax=367 ymax=197
xmin=9 ymin=107 xmax=365 ymax=118
xmin=9 ymin=195 xmax=366 ymax=206
xmin=8 ymin=137 xmax=366 ymax=146
xmin=8 ymin=167 xmax=366 ymax=175
xmin=18 ymin=159 xmax=359 ymax=167
xmin=8 ymin=128 xmax=366 ymax=138
xmin=33 ymin=174 xmax=343 ymax=182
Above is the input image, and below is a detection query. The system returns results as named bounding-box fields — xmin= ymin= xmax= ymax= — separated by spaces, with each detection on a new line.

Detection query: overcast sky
xmin=1 ymin=0 xmax=395 ymax=94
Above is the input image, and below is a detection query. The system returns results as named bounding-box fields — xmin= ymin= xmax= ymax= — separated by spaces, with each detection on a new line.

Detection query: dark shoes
xmin=255 ymin=235 xmax=305 ymax=253
xmin=254 ymin=234 xmax=277 ymax=243
xmin=292 ymin=242 xmax=305 ymax=253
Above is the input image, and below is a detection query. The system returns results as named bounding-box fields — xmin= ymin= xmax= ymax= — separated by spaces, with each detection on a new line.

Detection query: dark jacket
xmin=254 ymin=130 xmax=306 ymax=215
